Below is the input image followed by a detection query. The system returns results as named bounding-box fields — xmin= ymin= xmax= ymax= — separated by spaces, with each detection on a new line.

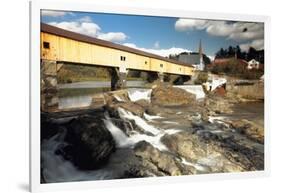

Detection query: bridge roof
xmin=41 ymin=23 xmax=193 ymax=68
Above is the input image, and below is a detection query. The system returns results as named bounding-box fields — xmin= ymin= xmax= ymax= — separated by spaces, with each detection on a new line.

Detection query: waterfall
xmin=127 ymin=88 xmax=152 ymax=102
xmin=210 ymin=77 xmax=227 ymax=91
xmin=143 ymin=113 xmax=163 ymax=121
xmin=103 ymin=109 xmax=181 ymax=151
xmin=41 ymin=131 xmax=113 ymax=183
xmin=103 ymin=114 xmax=132 ymax=148
xmin=117 ymin=107 xmax=160 ymax=135
xmin=174 ymin=85 xmax=205 ymax=99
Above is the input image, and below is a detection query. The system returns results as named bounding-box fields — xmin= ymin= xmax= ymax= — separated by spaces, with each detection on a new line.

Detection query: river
xmin=58 ymin=80 xmax=145 ymax=109
xmin=41 ymin=81 xmax=264 ymax=183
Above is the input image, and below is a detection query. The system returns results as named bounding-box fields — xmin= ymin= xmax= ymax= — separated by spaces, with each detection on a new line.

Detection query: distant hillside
xmin=57 ymin=64 xmax=111 ymax=83
xmin=57 ymin=63 xmax=144 ymax=83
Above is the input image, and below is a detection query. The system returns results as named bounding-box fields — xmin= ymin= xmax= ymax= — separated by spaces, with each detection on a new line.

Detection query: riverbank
xmin=41 ymin=83 xmax=264 ymax=183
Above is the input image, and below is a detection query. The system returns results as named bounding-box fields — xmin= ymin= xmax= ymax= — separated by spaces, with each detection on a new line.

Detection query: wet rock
xmin=230 ymin=119 xmax=264 ymax=144
xmin=104 ymin=93 xmax=116 ymax=104
xmin=151 ymin=84 xmax=196 ymax=106
xmin=202 ymin=131 xmax=264 ymax=171
xmin=161 ymin=130 xmax=263 ymax=173
xmin=134 ymin=141 xmax=184 ymax=176
xmin=106 ymin=99 xmax=146 ymax=117
xmin=41 ymin=113 xmax=63 ymax=140
xmin=110 ymin=118 xmax=146 ymax=136
xmin=204 ymin=95 xmax=233 ymax=114
xmin=135 ymin=99 xmax=150 ymax=108
xmin=121 ymin=102 xmax=145 ymax=117
xmin=161 ymin=132 xmax=206 ymax=161
xmin=61 ymin=115 xmax=115 ymax=170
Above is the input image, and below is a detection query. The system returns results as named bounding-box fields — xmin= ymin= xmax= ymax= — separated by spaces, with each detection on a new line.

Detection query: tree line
xmin=215 ymin=46 xmax=264 ymax=63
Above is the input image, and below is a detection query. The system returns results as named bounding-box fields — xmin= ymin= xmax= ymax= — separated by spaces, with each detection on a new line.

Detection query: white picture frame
xmin=30 ymin=0 xmax=271 ymax=192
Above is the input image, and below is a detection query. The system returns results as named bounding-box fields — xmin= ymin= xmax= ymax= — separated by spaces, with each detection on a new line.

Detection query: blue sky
xmin=41 ymin=10 xmax=264 ymax=59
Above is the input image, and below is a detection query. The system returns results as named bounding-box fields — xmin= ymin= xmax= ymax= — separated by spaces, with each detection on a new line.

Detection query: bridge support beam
xmin=41 ymin=60 xmax=59 ymax=112
xmin=110 ymin=67 xmax=127 ymax=90
xmin=158 ymin=72 xmax=164 ymax=82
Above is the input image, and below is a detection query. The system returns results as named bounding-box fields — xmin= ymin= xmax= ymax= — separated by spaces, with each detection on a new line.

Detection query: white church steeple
xmin=198 ymin=39 xmax=204 ymax=71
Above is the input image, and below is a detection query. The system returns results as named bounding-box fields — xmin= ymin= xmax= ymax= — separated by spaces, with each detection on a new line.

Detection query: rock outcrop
xmin=60 ymin=115 xmax=116 ymax=170
xmin=230 ymin=119 xmax=264 ymax=144
xmin=161 ymin=129 xmax=264 ymax=173
xmin=151 ymin=84 xmax=196 ymax=106
xmin=134 ymin=141 xmax=184 ymax=176
xmin=204 ymin=94 xmax=233 ymax=114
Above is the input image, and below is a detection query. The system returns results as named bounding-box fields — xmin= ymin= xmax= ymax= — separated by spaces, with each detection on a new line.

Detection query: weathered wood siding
xmin=41 ymin=32 xmax=194 ymax=76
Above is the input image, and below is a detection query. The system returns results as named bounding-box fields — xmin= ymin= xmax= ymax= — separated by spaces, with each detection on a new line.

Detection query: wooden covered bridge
xmin=40 ymin=23 xmax=195 ymax=110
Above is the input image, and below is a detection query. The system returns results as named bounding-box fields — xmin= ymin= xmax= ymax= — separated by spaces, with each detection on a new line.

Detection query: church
xmin=178 ymin=40 xmax=205 ymax=71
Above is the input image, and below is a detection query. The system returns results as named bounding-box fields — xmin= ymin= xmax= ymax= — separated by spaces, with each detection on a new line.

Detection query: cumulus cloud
xmin=175 ymin=18 xmax=264 ymax=50
xmin=47 ymin=16 xmax=128 ymax=43
xmin=98 ymin=32 xmax=127 ymax=42
xmin=77 ymin=16 xmax=92 ymax=23
xmin=239 ymin=39 xmax=264 ymax=52
xmin=41 ymin=10 xmax=72 ymax=17
xmin=175 ymin=19 xmax=209 ymax=31
xmin=123 ymin=43 xmax=191 ymax=57
xmin=49 ymin=21 xmax=101 ymax=37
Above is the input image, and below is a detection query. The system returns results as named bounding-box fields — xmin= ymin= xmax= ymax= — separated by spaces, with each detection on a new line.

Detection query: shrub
xmin=210 ymin=59 xmax=264 ymax=80
xmin=194 ymin=72 xmax=208 ymax=85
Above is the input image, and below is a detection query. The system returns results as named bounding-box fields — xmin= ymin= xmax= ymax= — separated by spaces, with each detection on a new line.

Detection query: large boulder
xmin=106 ymin=100 xmax=146 ymax=117
xmin=41 ymin=113 xmax=61 ymax=140
xmin=133 ymin=141 xmax=185 ymax=176
xmin=60 ymin=115 xmax=115 ymax=170
xmin=161 ymin=132 xmax=206 ymax=161
xmin=204 ymin=95 xmax=233 ymax=114
xmin=151 ymin=84 xmax=196 ymax=106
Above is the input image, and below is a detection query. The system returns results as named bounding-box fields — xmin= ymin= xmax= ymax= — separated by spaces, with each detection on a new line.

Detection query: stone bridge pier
xmin=41 ymin=60 xmax=60 ymax=111
xmin=110 ymin=67 xmax=128 ymax=91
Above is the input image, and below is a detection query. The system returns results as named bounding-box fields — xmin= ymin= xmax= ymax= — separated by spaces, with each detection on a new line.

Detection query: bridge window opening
xmin=120 ymin=56 xmax=126 ymax=61
xmin=179 ymin=68 xmax=182 ymax=71
xmin=43 ymin=41 xmax=50 ymax=49
xmin=145 ymin=61 xmax=147 ymax=64
xmin=160 ymin=64 xmax=163 ymax=68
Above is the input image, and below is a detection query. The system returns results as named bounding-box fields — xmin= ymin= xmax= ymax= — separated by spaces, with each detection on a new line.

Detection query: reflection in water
xmin=58 ymin=81 xmax=146 ymax=110
xmin=59 ymin=95 xmax=92 ymax=109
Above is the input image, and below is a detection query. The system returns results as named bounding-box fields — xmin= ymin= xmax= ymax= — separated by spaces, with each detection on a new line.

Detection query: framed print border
xmin=30 ymin=0 xmax=271 ymax=192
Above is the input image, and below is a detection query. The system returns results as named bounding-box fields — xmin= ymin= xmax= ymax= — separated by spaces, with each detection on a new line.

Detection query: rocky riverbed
xmin=41 ymin=83 xmax=264 ymax=183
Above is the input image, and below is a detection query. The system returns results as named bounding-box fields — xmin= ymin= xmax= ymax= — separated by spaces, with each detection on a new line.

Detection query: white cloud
xmin=123 ymin=43 xmax=191 ymax=57
xmin=175 ymin=18 xmax=264 ymax=50
xmin=98 ymin=32 xmax=127 ymax=42
xmin=207 ymin=22 xmax=264 ymax=41
xmin=175 ymin=18 xmax=209 ymax=31
xmin=154 ymin=41 xmax=160 ymax=49
xmin=48 ymin=21 xmax=101 ymax=37
xmin=41 ymin=10 xmax=72 ymax=17
xmin=239 ymin=39 xmax=264 ymax=52
xmin=206 ymin=21 xmax=236 ymax=37
xmin=77 ymin=16 xmax=92 ymax=23
xmin=48 ymin=17 xmax=128 ymax=43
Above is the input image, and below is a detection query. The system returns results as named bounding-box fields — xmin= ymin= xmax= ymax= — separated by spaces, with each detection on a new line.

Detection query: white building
xmin=247 ymin=59 xmax=260 ymax=69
